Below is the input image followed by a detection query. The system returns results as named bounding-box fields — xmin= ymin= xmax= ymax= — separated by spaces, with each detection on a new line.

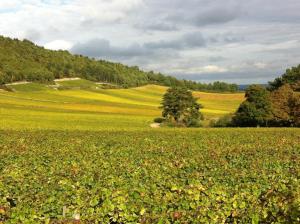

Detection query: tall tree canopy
xmin=161 ymin=87 xmax=203 ymax=127
xmin=233 ymin=85 xmax=273 ymax=127
xmin=270 ymin=84 xmax=299 ymax=126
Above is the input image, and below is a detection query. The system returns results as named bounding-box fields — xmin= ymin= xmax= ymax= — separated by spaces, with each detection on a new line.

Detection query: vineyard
xmin=0 ymin=129 xmax=299 ymax=223
xmin=0 ymin=81 xmax=299 ymax=223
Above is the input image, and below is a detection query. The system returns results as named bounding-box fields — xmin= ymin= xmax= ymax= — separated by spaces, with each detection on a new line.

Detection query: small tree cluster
xmin=232 ymin=65 xmax=300 ymax=127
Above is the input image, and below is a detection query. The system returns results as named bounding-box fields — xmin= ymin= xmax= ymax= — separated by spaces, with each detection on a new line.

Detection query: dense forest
xmin=0 ymin=36 xmax=238 ymax=92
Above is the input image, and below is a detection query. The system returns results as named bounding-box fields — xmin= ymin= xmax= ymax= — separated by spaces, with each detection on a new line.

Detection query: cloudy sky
xmin=0 ymin=0 xmax=300 ymax=84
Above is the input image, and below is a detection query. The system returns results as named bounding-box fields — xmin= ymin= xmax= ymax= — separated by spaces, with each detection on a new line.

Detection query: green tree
xmin=161 ymin=87 xmax=203 ymax=127
xmin=233 ymin=85 xmax=273 ymax=127
xmin=268 ymin=65 xmax=300 ymax=91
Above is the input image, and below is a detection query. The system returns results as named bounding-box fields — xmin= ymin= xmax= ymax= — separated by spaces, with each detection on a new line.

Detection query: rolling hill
xmin=0 ymin=79 xmax=244 ymax=130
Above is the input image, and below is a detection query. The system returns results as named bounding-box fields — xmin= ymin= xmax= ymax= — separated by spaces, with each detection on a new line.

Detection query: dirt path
xmin=6 ymin=81 xmax=31 ymax=86
xmin=54 ymin=77 xmax=81 ymax=82
xmin=150 ymin=123 xmax=161 ymax=128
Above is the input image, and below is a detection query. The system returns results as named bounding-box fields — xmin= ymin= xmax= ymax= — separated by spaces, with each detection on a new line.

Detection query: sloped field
xmin=0 ymin=81 xmax=244 ymax=130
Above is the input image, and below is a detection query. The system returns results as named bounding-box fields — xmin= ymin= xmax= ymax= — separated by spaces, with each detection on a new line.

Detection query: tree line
xmin=0 ymin=36 xmax=238 ymax=92
xmin=158 ymin=65 xmax=299 ymax=128
xmin=213 ymin=65 xmax=300 ymax=127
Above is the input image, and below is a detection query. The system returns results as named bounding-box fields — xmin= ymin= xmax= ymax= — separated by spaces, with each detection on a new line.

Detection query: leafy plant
xmin=210 ymin=114 xmax=233 ymax=127
xmin=153 ymin=117 xmax=166 ymax=123
xmin=0 ymin=129 xmax=299 ymax=223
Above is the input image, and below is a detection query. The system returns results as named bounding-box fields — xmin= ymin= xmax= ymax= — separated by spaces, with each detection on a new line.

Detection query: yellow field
xmin=0 ymin=81 xmax=245 ymax=130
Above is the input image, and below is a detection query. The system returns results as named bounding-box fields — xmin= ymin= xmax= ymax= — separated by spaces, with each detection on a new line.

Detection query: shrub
xmin=211 ymin=114 xmax=233 ymax=127
xmin=153 ymin=117 xmax=166 ymax=123
xmin=186 ymin=118 xmax=202 ymax=127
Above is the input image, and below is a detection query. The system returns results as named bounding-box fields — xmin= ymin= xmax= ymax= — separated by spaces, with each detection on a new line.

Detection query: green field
xmin=0 ymin=80 xmax=299 ymax=223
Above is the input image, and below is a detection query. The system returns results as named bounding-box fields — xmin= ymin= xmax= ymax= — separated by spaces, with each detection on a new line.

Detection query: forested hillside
xmin=0 ymin=36 xmax=238 ymax=92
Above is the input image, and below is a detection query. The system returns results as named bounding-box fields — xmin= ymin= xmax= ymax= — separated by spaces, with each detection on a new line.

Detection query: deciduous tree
xmin=161 ymin=87 xmax=203 ymax=127
xmin=233 ymin=85 xmax=273 ymax=127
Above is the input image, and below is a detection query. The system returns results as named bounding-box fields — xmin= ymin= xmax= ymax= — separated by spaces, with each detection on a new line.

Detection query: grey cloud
xmin=143 ymin=0 xmax=241 ymax=29
xmin=241 ymin=0 xmax=300 ymax=23
xmin=144 ymin=31 xmax=242 ymax=51
xmin=208 ymin=56 xmax=227 ymax=62
xmin=142 ymin=0 xmax=300 ymax=29
xmin=71 ymin=39 xmax=149 ymax=59
xmin=24 ymin=29 xmax=42 ymax=41
xmin=144 ymin=32 xmax=206 ymax=50
xmin=223 ymin=36 xmax=245 ymax=44
xmin=72 ymin=31 xmax=207 ymax=60
xmin=173 ymin=70 xmax=279 ymax=84
xmin=144 ymin=40 xmax=182 ymax=50
xmin=183 ymin=32 xmax=206 ymax=47
xmin=209 ymin=32 xmax=245 ymax=44
xmin=189 ymin=6 xmax=240 ymax=27
xmin=134 ymin=22 xmax=178 ymax=31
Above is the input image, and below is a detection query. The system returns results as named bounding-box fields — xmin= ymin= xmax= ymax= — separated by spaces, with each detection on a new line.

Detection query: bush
xmin=186 ymin=118 xmax=202 ymax=127
xmin=0 ymin=85 xmax=13 ymax=92
xmin=153 ymin=117 xmax=166 ymax=123
xmin=160 ymin=121 xmax=186 ymax=128
xmin=211 ymin=114 xmax=233 ymax=127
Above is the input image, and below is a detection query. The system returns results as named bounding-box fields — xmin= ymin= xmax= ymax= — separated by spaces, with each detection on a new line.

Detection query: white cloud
xmin=163 ymin=63 xmax=228 ymax=75
xmin=254 ymin=62 xmax=268 ymax=69
xmin=0 ymin=1 xmax=20 ymax=9
xmin=201 ymin=65 xmax=228 ymax=73
xmin=44 ymin=40 xmax=73 ymax=50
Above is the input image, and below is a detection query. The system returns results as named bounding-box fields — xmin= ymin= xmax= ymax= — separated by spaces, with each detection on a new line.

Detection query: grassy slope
xmin=0 ymin=81 xmax=245 ymax=130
